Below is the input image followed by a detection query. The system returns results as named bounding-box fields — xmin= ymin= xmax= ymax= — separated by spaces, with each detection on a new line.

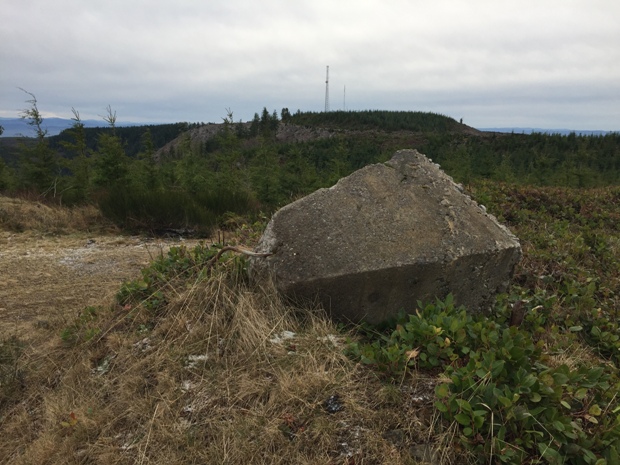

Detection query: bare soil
xmin=0 ymin=231 xmax=197 ymax=340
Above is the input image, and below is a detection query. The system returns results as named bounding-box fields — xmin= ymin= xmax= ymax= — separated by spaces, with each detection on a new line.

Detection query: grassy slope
xmin=1 ymin=181 xmax=620 ymax=464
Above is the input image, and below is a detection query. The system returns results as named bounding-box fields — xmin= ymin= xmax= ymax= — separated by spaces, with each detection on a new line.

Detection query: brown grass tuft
xmin=0 ymin=195 xmax=112 ymax=234
xmin=0 ymin=264 xmax=439 ymax=464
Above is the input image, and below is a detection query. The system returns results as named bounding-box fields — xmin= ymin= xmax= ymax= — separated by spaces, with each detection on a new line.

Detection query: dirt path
xmin=0 ymin=231 xmax=198 ymax=340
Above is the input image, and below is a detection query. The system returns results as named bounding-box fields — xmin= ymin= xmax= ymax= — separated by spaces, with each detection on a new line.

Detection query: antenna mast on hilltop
xmin=324 ymin=65 xmax=330 ymax=112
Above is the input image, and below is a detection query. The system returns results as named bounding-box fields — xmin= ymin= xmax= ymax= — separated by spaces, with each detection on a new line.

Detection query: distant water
xmin=478 ymin=127 xmax=616 ymax=136
xmin=0 ymin=117 xmax=141 ymax=137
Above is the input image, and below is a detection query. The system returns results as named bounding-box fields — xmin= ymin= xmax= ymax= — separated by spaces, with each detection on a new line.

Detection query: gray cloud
xmin=1 ymin=0 xmax=619 ymax=130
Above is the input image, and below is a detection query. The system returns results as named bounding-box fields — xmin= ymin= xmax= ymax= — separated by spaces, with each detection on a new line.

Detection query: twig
xmin=206 ymin=246 xmax=272 ymax=269
xmin=139 ymin=403 xmax=159 ymax=465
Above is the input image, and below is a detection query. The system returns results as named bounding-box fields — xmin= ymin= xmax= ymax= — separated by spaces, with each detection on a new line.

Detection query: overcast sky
xmin=2 ymin=0 xmax=619 ymax=130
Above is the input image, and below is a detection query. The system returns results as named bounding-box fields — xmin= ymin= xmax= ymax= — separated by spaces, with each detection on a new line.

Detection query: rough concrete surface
xmin=252 ymin=149 xmax=521 ymax=323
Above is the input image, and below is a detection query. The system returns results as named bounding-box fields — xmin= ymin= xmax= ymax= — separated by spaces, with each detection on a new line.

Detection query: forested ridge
xmin=1 ymin=104 xmax=619 ymax=233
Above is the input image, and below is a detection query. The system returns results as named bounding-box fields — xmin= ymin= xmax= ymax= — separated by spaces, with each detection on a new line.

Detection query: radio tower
xmin=324 ymin=65 xmax=330 ymax=112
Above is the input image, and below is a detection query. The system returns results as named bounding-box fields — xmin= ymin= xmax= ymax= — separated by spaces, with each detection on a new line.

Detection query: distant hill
xmin=4 ymin=115 xmax=615 ymax=139
xmin=289 ymin=110 xmax=481 ymax=134
xmin=479 ymin=127 xmax=617 ymax=136
xmin=0 ymin=121 xmax=192 ymax=165
xmin=154 ymin=110 xmax=478 ymax=159
xmin=0 ymin=117 xmax=143 ymax=137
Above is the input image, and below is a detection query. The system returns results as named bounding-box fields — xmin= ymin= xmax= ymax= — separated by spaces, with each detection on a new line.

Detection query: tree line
xmin=289 ymin=109 xmax=464 ymax=132
xmin=1 ymin=101 xmax=619 ymax=233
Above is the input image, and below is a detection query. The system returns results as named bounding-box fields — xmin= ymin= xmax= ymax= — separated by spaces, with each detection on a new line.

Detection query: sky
xmin=1 ymin=0 xmax=619 ymax=130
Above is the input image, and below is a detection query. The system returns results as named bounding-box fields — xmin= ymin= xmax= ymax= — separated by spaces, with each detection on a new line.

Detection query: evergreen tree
xmin=60 ymin=108 xmax=92 ymax=201
xmin=92 ymin=107 xmax=129 ymax=188
xmin=212 ymin=110 xmax=246 ymax=192
xmin=281 ymin=108 xmax=291 ymax=123
xmin=0 ymin=158 xmax=14 ymax=191
xmin=251 ymin=142 xmax=282 ymax=205
xmin=17 ymin=89 xmax=60 ymax=195
xmin=270 ymin=109 xmax=280 ymax=133
xmin=326 ymin=140 xmax=349 ymax=185
xmin=280 ymin=146 xmax=318 ymax=198
xmin=259 ymin=107 xmax=272 ymax=138
xmin=134 ymin=128 xmax=160 ymax=191
xmin=249 ymin=113 xmax=260 ymax=137
xmin=174 ymin=133 xmax=210 ymax=193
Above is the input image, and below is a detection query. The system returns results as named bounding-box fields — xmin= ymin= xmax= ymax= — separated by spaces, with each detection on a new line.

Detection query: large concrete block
xmin=251 ymin=149 xmax=521 ymax=323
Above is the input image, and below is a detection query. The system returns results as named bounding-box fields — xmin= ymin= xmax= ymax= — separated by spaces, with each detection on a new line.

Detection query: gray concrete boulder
xmin=251 ymin=149 xmax=521 ymax=323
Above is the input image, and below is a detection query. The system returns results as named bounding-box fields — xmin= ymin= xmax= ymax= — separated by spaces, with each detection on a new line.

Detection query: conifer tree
xmin=60 ymin=108 xmax=92 ymax=201
xmin=280 ymin=146 xmax=318 ymax=198
xmin=92 ymin=106 xmax=129 ymax=188
xmin=280 ymin=108 xmax=291 ymax=123
xmin=0 ymin=158 xmax=14 ymax=191
xmin=251 ymin=142 xmax=282 ymax=205
xmin=135 ymin=128 xmax=160 ymax=190
xmin=249 ymin=113 xmax=260 ymax=137
xmin=17 ymin=89 xmax=60 ymax=195
xmin=212 ymin=110 xmax=245 ymax=192
xmin=174 ymin=133 xmax=209 ymax=193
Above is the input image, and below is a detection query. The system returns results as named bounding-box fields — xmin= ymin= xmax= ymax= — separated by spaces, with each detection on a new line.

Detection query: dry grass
xmin=0 ymin=194 xmax=111 ymax=234
xmin=0 ymin=194 xmax=461 ymax=464
xmin=0 ymin=263 xmax=441 ymax=465
xmin=2 ymin=182 xmax=618 ymax=463
xmin=0 ymin=227 xmax=197 ymax=342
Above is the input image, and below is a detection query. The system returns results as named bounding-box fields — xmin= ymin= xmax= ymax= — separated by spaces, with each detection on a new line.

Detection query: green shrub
xmin=60 ymin=244 xmax=246 ymax=351
xmin=60 ymin=306 xmax=101 ymax=346
xmin=347 ymin=295 xmax=620 ymax=463
xmin=348 ymin=295 xmax=478 ymax=373
xmin=437 ymin=334 xmax=619 ymax=463
xmin=584 ymin=308 xmax=620 ymax=365
xmin=116 ymin=242 xmax=247 ymax=310
xmin=194 ymin=188 xmax=256 ymax=217
xmin=97 ymin=188 xmax=218 ymax=233
xmin=96 ymin=185 xmax=257 ymax=235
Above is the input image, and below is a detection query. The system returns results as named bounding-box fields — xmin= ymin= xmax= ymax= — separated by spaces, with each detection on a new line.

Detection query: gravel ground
xmin=0 ymin=231 xmax=197 ymax=340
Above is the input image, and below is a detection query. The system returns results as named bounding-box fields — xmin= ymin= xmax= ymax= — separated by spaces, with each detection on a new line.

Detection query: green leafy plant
xmin=116 ymin=242 xmax=250 ymax=310
xmin=348 ymin=295 xmax=496 ymax=374
xmin=584 ymin=308 xmax=620 ymax=365
xmin=348 ymin=294 xmax=620 ymax=463
xmin=437 ymin=339 xmax=619 ymax=463
xmin=60 ymin=306 xmax=101 ymax=346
